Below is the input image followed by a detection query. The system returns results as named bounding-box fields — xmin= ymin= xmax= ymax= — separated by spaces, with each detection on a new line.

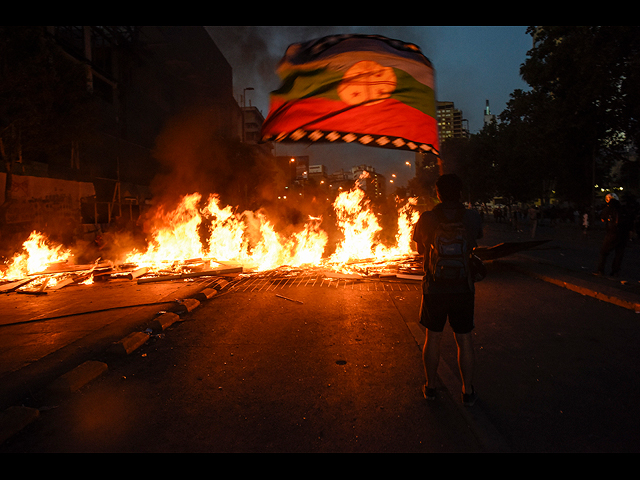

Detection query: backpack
xmin=428 ymin=208 xmax=471 ymax=285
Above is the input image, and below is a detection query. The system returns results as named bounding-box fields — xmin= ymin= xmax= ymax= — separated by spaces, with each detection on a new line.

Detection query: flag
xmin=261 ymin=34 xmax=439 ymax=156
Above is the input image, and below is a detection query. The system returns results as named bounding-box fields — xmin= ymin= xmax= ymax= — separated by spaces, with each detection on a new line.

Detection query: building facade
xmin=1 ymin=26 xmax=243 ymax=237
xmin=436 ymin=101 xmax=465 ymax=142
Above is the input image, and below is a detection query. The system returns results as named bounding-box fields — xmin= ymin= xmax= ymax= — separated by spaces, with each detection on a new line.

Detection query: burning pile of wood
xmin=0 ymin=256 xmax=245 ymax=295
xmin=1 ymin=184 xmax=428 ymax=294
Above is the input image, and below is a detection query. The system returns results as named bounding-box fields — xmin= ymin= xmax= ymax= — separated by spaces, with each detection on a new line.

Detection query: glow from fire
xmin=395 ymin=197 xmax=420 ymax=255
xmin=125 ymin=193 xmax=207 ymax=270
xmin=1 ymin=180 xmax=420 ymax=283
xmin=124 ymin=193 xmax=329 ymax=272
xmin=0 ymin=231 xmax=71 ymax=280
xmin=328 ymin=178 xmax=419 ymax=269
xmin=329 ymin=185 xmax=384 ymax=264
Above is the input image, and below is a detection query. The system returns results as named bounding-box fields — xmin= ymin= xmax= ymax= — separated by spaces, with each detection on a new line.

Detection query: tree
xmin=519 ymin=26 xmax=640 ymax=203
xmin=496 ymin=87 xmax=569 ymax=204
xmin=440 ymin=134 xmax=497 ymax=203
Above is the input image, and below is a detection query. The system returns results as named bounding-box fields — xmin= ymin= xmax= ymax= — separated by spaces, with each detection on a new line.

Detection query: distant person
xmin=582 ymin=212 xmax=590 ymax=237
xmin=596 ymin=193 xmax=629 ymax=277
xmin=528 ymin=205 xmax=538 ymax=238
xmin=412 ymin=174 xmax=483 ymax=406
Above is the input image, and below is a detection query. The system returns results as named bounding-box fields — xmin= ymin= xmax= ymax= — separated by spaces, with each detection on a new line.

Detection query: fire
xmin=1 ymin=231 xmax=71 ymax=280
xmin=329 ymin=186 xmax=384 ymax=264
xmin=125 ymin=193 xmax=207 ymax=270
xmin=201 ymin=195 xmax=327 ymax=270
xmin=2 ymin=179 xmax=421 ymax=286
xmin=395 ymin=197 xmax=420 ymax=255
xmin=124 ymin=193 xmax=329 ymax=273
xmin=328 ymin=182 xmax=419 ymax=268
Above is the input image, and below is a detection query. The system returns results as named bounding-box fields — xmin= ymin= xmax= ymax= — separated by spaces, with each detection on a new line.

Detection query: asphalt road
xmin=0 ymin=275 xmax=482 ymax=452
xmin=2 ymin=257 xmax=640 ymax=452
xmin=1 ymin=219 xmax=639 ymax=452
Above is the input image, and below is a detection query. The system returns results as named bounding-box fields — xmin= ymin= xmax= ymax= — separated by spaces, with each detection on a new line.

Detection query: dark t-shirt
xmin=412 ymin=201 xmax=483 ymax=294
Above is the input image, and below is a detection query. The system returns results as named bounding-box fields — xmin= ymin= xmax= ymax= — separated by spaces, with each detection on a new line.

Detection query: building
xmin=436 ymin=101 xmax=466 ymax=142
xmin=1 ymin=26 xmax=243 ymax=235
xmin=308 ymin=165 xmax=328 ymax=184
xmin=328 ymin=169 xmax=354 ymax=193
xmin=484 ymin=100 xmax=496 ymax=127
xmin=351 ymin=165 xmax=386 ymax=200
xmin=242 ymin=105 xmax=272 ymax=155
xmin=275 ymin=155 xmax=310 ymax=184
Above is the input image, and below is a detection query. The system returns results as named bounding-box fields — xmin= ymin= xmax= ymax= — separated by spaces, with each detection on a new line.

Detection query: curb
xmin=529 ymin=272 xmax=640 ymax=313
xmin=0 ymin=406 xmax=40 ymax=444
xmin=496 ymin=257 xmax=640 ymax=313
xmin=0 ymin=280 xmax=226 ymax=445
xmin=46 ymin=360 xmax=109 ymax=395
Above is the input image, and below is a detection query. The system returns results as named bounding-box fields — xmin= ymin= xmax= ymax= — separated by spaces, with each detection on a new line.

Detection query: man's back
xmin=413 ymin=201 xmax=483 ymax=294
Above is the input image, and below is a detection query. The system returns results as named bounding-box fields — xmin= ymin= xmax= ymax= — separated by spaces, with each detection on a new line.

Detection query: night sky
xmin=206 ymin=26 xmax=533 ymax=188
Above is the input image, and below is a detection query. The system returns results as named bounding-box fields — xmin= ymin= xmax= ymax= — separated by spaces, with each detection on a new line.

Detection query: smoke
xmin=140 ymin=28 xmax=434 ymax=239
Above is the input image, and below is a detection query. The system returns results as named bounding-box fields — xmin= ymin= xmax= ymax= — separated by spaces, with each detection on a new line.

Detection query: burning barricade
xmin=0 ymin=181 xmax=424 ymax=294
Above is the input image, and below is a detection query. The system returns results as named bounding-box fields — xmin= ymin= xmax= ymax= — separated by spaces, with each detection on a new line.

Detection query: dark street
xmin=1 ymin=221 xmax=639 ymax=452
xmin=2 ymin=26 xmax=640 ymax=454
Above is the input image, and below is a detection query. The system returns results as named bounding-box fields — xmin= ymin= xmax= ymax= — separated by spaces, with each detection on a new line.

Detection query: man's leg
xmin=611 ymin=237 xmax=627 ymax=276
xmin=597 ymin=235 xmax=615 ymax=274
xmin=423 ymin=329 xmax=443 ymax=389
xmin=454 ymin=332 xmax=474 ymax=395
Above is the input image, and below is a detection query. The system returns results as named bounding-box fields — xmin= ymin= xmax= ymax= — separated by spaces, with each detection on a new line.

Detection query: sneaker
xmin=422 ymin=384 xmax=436 ymax=400
xmin=462 ymin=386 xmax=477 ymax=406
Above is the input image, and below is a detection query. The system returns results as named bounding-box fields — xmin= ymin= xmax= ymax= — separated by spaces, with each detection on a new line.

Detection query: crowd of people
xmin=472 ymin=198 xmax=639 ymax=242
xmin=469 ymin=195 xmax=639 ymax=278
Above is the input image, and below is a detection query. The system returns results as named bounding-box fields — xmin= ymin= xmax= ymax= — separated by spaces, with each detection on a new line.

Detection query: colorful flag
xmin=261 ymin=34 xmax=439 ymax=156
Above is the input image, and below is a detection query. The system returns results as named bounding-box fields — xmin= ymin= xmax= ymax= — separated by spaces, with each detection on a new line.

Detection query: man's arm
xmin=412 ymin=213 xmax=426 ymax=255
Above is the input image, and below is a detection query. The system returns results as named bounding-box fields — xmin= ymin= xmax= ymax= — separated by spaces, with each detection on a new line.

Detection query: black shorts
xmin=420 ymin=292 xmax=475 ymax=334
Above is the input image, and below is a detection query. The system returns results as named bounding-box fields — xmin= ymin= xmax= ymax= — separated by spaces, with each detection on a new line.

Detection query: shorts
xmin=420 ymin=292 xmax=475 ymax=334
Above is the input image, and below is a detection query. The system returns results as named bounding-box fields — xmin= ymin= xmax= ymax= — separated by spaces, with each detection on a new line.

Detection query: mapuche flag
xmin=261 ymin=34 xmax=439 ymax=156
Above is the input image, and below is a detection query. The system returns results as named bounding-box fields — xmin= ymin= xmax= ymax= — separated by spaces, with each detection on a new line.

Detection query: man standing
xmin=412 ymin=174 xmax=483 ymax=406
xmin=596 ymin=193 xmax=629 ymax=277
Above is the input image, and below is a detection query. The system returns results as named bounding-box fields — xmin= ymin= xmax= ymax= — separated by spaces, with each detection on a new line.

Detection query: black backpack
xmin=428 ymin=208 xmax=470 ymax=285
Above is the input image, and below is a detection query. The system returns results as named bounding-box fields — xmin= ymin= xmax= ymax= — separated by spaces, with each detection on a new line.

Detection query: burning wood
xmin=1 ymin=176 xmax=555 ymax=297
xmin=1 ymin=181 xmax=425 ymax=293
xmin=136 ymin=265 xmax=243 ymax=284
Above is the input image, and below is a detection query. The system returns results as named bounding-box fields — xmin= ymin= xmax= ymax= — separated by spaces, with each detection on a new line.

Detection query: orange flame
xmin=2 ymin=184 xmax=420 ymax=283
xmin=328 ymin=184 xmax=418 ymax=268
xmin=126 ymin=193 xmax=329 ymax=272
xmin=1 ymin=231 xmax=71 ymax=280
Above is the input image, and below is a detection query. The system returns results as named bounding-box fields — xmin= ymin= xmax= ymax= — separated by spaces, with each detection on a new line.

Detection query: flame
xmin=125 ymin=193 xmax=207 ymax=270
xmin=395 ymin=196 xmax=420 ymax=255
xmin=1 ymin=231 xmax=71 ymax=280
xmin=126 ymin=193 xmax=329 ymax=273
xmin=2 ymin=182 xmax=420 ymax=285
xmin=329 ymin=186 xmax=384 ymax=264
xmin=328 ymin=185 xmax=419 ymax=268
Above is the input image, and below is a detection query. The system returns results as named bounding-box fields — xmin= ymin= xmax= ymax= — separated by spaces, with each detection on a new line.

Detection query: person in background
xmin=596 ymin=193 xmax=629 ymax=277
xmin=528 ymin=205 xmax=538 ymax=239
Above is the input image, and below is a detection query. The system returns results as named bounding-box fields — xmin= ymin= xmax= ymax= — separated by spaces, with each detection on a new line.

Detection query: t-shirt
xmin=412 ymin=201 xmax=483 ymax=294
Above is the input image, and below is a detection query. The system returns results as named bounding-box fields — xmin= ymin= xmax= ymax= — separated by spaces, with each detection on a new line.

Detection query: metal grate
xmin=226 ymin=270 xmax=421 ymax=293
